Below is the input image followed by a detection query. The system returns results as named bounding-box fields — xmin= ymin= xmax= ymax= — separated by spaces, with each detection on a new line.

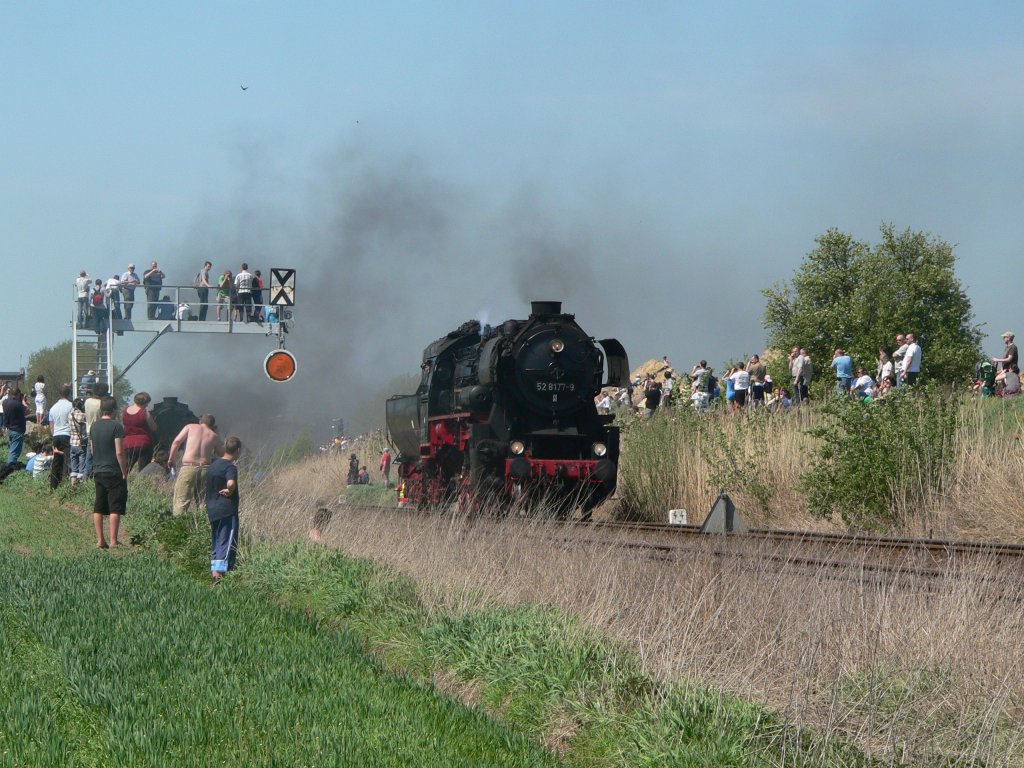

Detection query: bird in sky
xmin=240 ymin=85 xmax=248 ymax=91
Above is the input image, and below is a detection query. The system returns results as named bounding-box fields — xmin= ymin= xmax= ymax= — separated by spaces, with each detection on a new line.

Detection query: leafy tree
xmin=802 ymin=384 xmax=959 ymax=529
xmin=763 ymin=224 xmax=981 ymax=384
xmin=25 ymin=340 xmax=132 ymax=404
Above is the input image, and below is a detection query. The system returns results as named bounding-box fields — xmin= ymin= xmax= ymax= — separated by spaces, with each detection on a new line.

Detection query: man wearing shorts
xmin=90 ymin=396 xmax=128 ymax=548
xmin=729 ymin=362 xmax=750 ymax=411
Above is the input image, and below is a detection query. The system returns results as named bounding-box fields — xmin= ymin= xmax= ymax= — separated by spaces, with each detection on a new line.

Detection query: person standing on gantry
xmin=234 ymin=263 xmax=254 ymax=323
xmin=120 ymin=263 xmax=140 ymax=320
xmin=195 ymin=261 xmax=213 ymax=321
xmin=75 ymin=270 xmax=91 ymax=326
xmin=143 ymin=261 xmax=165 ymax=320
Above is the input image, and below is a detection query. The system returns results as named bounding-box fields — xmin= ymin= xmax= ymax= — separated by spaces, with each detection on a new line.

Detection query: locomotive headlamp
xmin=549 ymin=338 xmax=565 ymax=353
xmin=510 ymin=439 xmax=526 ymax=455
xmin=591 ymin=442 xmax=608 ymax=457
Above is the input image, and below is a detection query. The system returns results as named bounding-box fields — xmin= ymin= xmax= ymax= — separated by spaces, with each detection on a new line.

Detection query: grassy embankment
xmin=0 ymin=471 xmax=877 ymax=767
xmin=0 ymin=475 xmax=560 ymax=768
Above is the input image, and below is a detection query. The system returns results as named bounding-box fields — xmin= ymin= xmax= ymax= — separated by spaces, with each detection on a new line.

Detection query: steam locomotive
xmin=150 ymin=397 xmax=199 ymax=451
xmin=386 ymin=301 xmax=629 ymax=517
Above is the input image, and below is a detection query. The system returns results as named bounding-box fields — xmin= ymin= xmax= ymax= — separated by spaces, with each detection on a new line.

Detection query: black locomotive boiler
xmin=386 ymin=301 xmax=629 ymax=516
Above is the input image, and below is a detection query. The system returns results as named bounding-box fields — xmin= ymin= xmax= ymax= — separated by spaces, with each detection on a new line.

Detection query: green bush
xmin=340 ymin=482 xmax=396 ymax=505
xmin=802 ymin=384 xmax=959 ymax=529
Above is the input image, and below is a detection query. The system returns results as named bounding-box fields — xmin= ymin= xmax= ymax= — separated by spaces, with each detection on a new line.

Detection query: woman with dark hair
xmin=122 ymin=391 xmax=158 ymax=473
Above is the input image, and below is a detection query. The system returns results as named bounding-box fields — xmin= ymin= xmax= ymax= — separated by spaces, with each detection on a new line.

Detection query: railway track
xmin=587 ymin=519 xmax=1024 ymax=566
xmin=316 ymin=502 xmax=1024 ymax=593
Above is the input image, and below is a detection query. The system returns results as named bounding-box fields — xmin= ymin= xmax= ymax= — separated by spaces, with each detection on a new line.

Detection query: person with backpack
xmin=91 ymin=279 xmax=107 ymax=333
xmin=194 ymin=261 xmax=213 ymax=321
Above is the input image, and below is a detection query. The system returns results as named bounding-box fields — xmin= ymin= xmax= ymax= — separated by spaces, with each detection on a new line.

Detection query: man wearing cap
xmin=993 ymin=332 xmax=1018 ymax=371
xmin=120 ymin=264 xmax=141 ymax=320
xmin=80 ymin=370 xmax=97 ymax=398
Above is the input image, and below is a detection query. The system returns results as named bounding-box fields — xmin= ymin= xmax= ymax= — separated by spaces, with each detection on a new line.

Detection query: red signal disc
xmin=264 ymin=350 xmax=297 ymax=382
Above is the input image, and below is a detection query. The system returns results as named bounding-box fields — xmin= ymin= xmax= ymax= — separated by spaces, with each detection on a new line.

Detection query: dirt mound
xmin=597 ymin=359 xmax=675 ymax=400
xmin=630 ymin=359 xmax=674 ymax=382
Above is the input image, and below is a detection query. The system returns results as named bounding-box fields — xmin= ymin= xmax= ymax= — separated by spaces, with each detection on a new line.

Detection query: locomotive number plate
xmin=535 ymin=382 xmax=576 ymax=392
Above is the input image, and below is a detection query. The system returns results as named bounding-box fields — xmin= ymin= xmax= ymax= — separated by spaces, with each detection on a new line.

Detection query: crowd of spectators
xmin=1 ymin=378 xmax=244 ymax=578
xmin=74 ymin=261 xmax=272 ymax=330
xmin=596 ymin=328 xmax=1020 ymax=418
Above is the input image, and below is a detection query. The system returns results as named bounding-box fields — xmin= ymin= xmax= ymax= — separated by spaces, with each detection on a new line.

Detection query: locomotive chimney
xmin=530 ymin=301 xmax=562 ymax=318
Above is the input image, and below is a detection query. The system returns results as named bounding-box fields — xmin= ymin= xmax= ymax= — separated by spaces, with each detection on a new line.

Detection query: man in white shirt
xmin=48 ymin=384 xmax=74 ymax=488
xmin=729 ymin=363 xmax=750 ymax=411
xmin=901 ymin=333 xmax=922 ymax=385
xmin=892 ymin=334 xmax=908 ymax=386
xmin=233 ymin=263 xmax=254 ymax=322
xmin=120 ymin=264 xmax=141 ymax=320
xmin=851 ymin=369 xmax=874 ymax=400
xmin=104 ymin=274 xmax=122 ymax=320
xmin=75 ymin=270 xmax=91 ymax=325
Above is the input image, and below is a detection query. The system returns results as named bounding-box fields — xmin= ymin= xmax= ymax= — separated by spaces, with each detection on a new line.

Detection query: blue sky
xmin=3 ymin=2 xmax=1022 ymax=435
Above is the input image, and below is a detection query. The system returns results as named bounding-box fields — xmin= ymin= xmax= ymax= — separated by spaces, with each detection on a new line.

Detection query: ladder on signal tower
xmin=71 ymin=299 xmax=114 ymax=397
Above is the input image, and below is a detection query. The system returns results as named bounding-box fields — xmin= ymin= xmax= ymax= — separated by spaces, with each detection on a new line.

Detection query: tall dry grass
xmin=617 ymin=395 xmax=1024 ymax=541
xmin=935 ymin=397 xmax=1024 ymax=540
xmin=237 ymin=397 xmax=1024 ymax=764
xmin=242 ymin=449 xmax=1024 ymax=767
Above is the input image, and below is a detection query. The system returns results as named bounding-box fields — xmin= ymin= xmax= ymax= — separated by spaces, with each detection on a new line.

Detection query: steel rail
xmin=320 ymin=502 xmax=1024 ymax=563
